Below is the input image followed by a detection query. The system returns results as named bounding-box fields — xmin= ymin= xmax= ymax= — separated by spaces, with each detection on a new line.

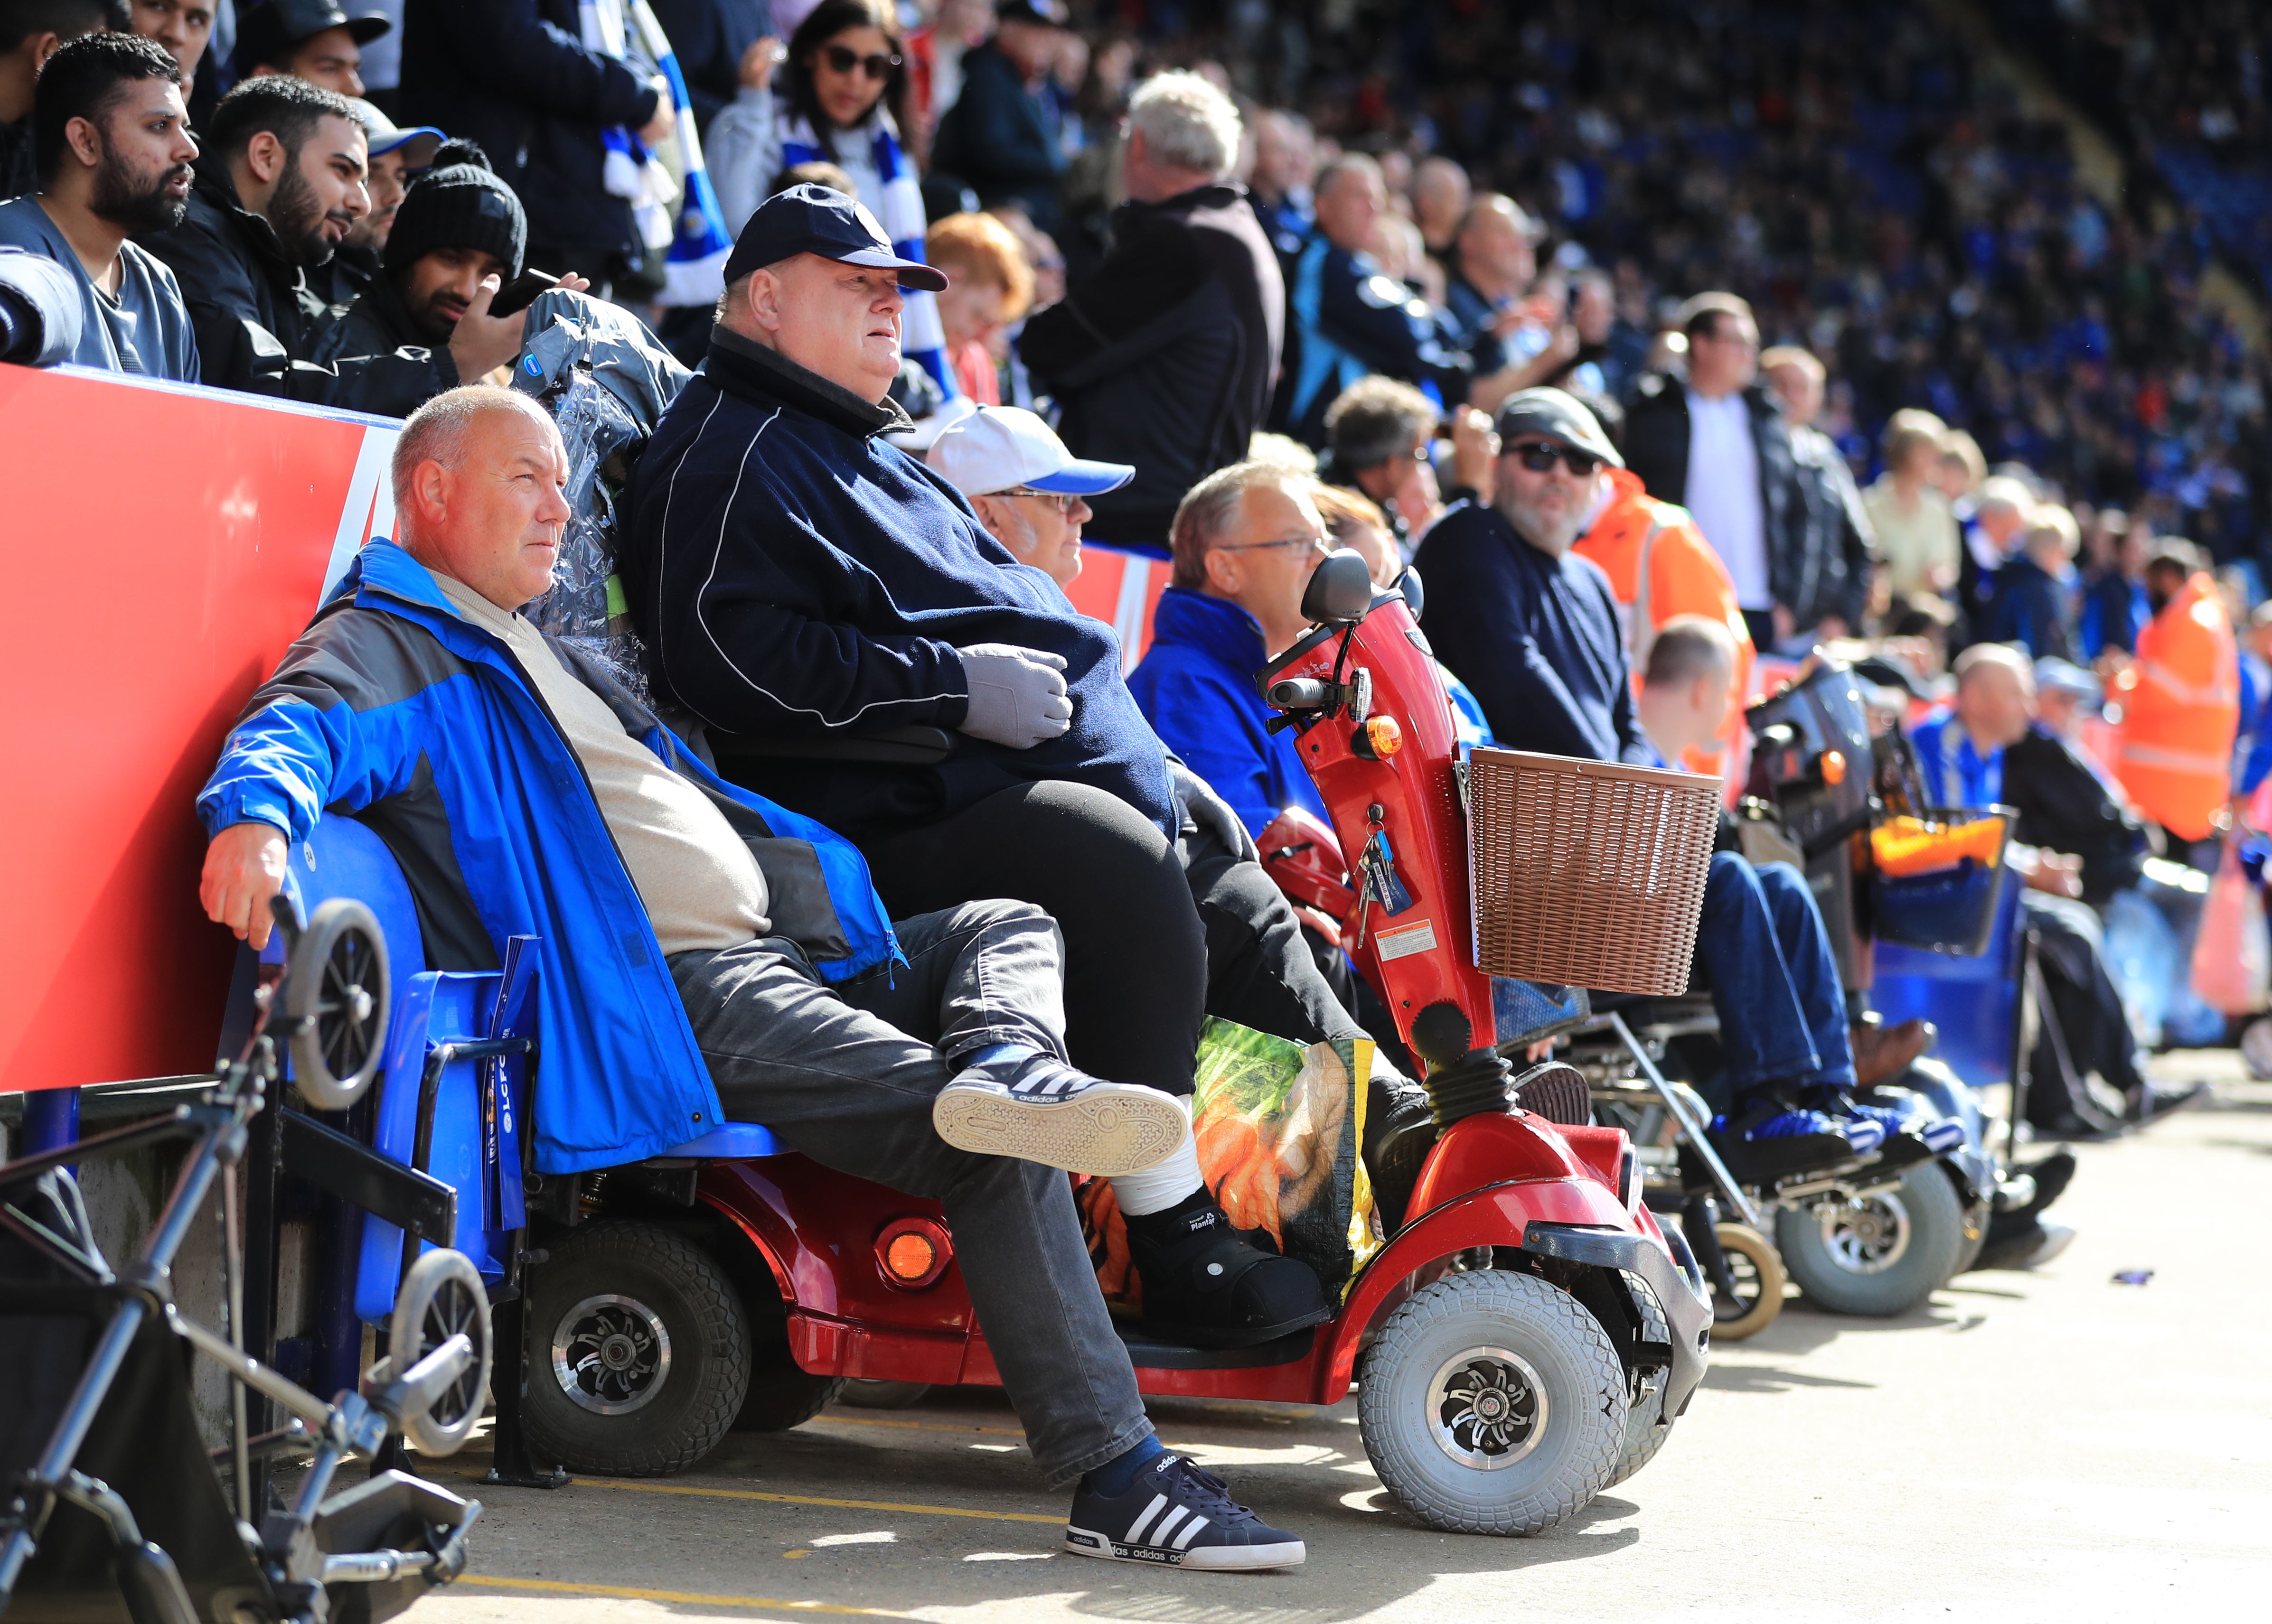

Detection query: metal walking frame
xmin=1 ymin=897 xmax=492 ymax=1624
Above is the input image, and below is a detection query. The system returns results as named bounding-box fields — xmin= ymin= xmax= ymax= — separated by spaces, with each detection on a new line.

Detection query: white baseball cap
xmin=926 ymin=406 xmax=1135 ymax=498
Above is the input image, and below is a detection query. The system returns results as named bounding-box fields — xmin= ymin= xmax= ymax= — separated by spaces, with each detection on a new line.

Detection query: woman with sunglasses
xmin=707 ymin=0 xmax=956 ymax=392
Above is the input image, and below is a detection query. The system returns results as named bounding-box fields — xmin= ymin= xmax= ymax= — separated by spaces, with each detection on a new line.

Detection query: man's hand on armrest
xmin=201 ymin=821 xmax=290 ymax=950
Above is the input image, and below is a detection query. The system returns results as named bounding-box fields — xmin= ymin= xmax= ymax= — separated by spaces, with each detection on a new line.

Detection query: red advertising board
xmin=1061 ymin=542 xmax=1171 ymax=672
xmin=0 ymin=365 xmax=398 ymax=1093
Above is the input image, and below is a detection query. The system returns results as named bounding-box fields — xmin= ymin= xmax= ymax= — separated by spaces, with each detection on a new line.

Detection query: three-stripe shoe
xmin=931 ymin=1048 xmax=1190 ymax=1176
xmin=1064 ymin=1451 xmax=1305 ymax=1571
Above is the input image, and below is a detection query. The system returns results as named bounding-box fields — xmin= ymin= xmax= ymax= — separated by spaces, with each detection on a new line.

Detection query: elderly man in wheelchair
xmin=195 ymin=385 xmax=1308 ymax=1573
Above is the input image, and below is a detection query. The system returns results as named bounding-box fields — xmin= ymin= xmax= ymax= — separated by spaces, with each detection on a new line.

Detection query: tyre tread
xmin=1358 ymin=1270 xmax=1626 ymax=1536
xmin=525 ymin=1221 xmax=751 ymax=1476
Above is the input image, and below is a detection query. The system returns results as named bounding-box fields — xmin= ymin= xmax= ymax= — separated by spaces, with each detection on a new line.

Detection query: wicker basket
xmin=1465 ymin=747 xmax=1723 ymax=996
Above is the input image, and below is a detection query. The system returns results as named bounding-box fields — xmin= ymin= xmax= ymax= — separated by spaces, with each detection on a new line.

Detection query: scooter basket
xmin=1465 ymin=748 xmax=1722 ymax=996
xmin=1870 ymin=808 xmax=2013 ymax=956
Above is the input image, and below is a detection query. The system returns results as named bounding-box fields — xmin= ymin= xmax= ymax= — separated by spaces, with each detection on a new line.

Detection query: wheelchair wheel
xmin=286 ymin=896 xmax=389 ymax=1111
xmin=390 ymin=1248 xmax=493 ymax=1457
xmin=1709 ymin=1223 xmax=1785 ymax=1341
xmin=525 ymin=1220 xmax=750 ymax=1475
xmin=1358 ymin=1270 xmax=1626 ymax=1535
xmin=1774 ymin=1159 xmax=1965 ymax=1316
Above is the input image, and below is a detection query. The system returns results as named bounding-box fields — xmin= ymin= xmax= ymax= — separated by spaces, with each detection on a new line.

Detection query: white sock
xmin=1109 ymin=1097 xmax=1202 ymax=1216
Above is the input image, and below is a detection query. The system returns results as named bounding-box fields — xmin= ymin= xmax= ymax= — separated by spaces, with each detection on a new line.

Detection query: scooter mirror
xmin=1302 ymin=549 xmax=1376 ymax=626
xmin=1396 ymin=564 xmax=1425 ymax=622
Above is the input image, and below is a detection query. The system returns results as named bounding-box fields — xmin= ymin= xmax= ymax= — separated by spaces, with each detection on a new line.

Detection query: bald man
xmin=194 ymin=387 xmax=1308 ymax=1567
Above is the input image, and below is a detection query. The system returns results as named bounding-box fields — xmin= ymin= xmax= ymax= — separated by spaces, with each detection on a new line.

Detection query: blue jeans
xmin=1696 ymin=853 xmax=1856 ymax=1093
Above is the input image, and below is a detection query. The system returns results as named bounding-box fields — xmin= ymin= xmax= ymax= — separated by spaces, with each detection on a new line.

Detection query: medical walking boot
xmin=1123 ymin=1189 xmax=1334 ymax=1350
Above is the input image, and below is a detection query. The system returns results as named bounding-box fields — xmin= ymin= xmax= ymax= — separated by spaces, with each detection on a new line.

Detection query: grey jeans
xmin=669 ymin=901 xmax=1154 ymax=1486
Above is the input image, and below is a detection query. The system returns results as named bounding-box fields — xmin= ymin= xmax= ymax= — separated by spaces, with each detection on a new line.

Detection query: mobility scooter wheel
xmin=1774 ymin=1160 xmax=1966 ymax=1316
xmin=285 ymin=896 xmax=389 ymax=1110
xmin=1709 ymin=1223 xmax=1785 ymax=1341
xmin=1951 ymin=1192 xmax=1991 ymax=1276
xmin=525 ymin=1220 xmax=751 ymax=1475
xmin=389 ymin=1248 xmax=493 ymax=1457
xmin=1359 ymin=1270 xmax=1627 ymax=1534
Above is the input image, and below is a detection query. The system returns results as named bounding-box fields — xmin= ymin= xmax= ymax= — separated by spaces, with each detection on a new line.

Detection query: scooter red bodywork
xmin=687 ymin=563 xmax=1708 ymax=1439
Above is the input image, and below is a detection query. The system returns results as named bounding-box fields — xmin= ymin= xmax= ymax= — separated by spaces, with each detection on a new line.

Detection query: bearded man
xmin=143 ymin=69 xmax=521 ymax=406
xmin=1415 ymin=389 xmax=1933 ymax=1144
xmin=0 ymin=30 xmax=200 ymax=379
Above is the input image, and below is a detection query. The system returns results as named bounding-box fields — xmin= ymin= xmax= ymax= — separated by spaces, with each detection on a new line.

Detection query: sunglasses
xmin=1512 ymin=440 xmax=1604 ymax=477
xmin=822 ymin=43 xmax=901 ymax=80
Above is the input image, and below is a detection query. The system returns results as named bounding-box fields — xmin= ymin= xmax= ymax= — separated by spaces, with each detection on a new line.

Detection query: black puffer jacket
xmin=141 ymin=159 xmax=457 ymax=412
xmin=1018 ymin=184 xmax=1284 ymax=554
xmin=1622 ymin=373 xmax=1836 ymax=625
xmin=397 ymin=0 xmax=661 ymax=270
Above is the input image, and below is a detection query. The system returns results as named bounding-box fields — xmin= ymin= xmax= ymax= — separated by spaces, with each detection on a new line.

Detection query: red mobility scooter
xmin=296 ymin=555 xmax=1710 ymax=1540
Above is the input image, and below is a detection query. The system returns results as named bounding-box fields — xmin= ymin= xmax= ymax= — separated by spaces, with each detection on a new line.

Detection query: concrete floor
xmin=411 ymin=1056 xmax=2271 ymax=1624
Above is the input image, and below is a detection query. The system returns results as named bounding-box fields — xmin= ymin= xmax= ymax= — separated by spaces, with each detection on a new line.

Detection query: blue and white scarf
xmin=625 ymin=0 xmax=735 ymax=307
xmin=779 ymin=111 xmax=955 ymax=395
xmin=1910 ymin=710 xmax=2004 ymax=809
xmin=580 ymin=0 xmax=679 ymax=255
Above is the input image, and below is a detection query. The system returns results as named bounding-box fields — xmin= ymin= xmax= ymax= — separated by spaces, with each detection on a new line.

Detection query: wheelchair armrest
xmin=709 ymin=724 xmax=957 ymax=766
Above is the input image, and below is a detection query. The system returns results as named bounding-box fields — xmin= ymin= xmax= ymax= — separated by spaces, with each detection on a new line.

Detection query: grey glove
xmin=1168 ymin=757 xmax=1261 ymax=865
xmin=956 ymin=644 xmax=1072 ymax=749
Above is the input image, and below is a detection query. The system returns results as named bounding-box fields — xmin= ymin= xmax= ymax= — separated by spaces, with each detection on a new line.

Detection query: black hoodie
xmin=141 ymin=158 xmax=443 ymax=412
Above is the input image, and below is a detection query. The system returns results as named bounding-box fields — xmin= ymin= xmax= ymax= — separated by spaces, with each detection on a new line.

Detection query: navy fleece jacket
xmin=1127 ymin=587 xmax=1331 ymax=836
xmin=622 ymin=327 xmax=1175 ymax=837
xmin=1411 ymin=500 xmax=1652 ymax=765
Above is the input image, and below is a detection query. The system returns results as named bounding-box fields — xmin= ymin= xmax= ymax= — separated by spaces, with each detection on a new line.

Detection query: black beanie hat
xmin=384 ymin=160 xmax=527 ymax=282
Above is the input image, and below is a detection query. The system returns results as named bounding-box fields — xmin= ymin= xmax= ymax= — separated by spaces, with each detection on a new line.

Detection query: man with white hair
xmin=1018 ymin=69 xmax=1284 ymax=553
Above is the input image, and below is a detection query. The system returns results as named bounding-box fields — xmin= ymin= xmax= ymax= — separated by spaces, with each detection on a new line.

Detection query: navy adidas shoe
xmin=932 ymin=1049 xmax=1189 ymax=1176
xmin=1065 ymin=1451 xmax=1305 ymax=1571
xmin=1735 ymin=1108 xmax=1887 ymax=1156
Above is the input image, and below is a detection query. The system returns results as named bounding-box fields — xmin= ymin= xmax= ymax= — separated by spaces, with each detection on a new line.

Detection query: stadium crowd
xmin=2 ymin=0 xmax=2263 ymax=1128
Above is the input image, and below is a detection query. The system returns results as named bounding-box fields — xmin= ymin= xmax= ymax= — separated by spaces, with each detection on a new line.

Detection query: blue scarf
xmin=1911 ymin=710 xmax=2003 ymax=808
xmin=626 ymin=0 xmax=734 ymax=307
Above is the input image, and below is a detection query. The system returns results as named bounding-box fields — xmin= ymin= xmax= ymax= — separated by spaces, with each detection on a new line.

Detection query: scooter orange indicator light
xmin=1360 ymin=716 xmax=1404 ymax=758
xmin=1820 ymin=749 xmax=1847 ymax=785
xmin=877 ymin=1217 xmax=952 ymax=1288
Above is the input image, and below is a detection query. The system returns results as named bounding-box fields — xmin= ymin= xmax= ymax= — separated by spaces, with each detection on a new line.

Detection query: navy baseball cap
xmin=723 ymin=184 xmax=949 ymax=290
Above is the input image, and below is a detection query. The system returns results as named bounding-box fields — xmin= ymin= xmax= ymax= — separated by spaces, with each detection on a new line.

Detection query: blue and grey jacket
xmin=198 ymin=541 xmax=901 ymax=1173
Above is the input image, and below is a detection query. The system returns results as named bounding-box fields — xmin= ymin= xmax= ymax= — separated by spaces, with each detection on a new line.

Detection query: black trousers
xmin=856 ymin=781 xmax=1368 ymax=1096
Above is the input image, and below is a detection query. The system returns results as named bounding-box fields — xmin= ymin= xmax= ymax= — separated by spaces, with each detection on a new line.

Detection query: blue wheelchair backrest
xmin=279 ymin=814 xmax=776 ymax=1326
xmin=1873 ymin=860 xmax=2024 ymax=1091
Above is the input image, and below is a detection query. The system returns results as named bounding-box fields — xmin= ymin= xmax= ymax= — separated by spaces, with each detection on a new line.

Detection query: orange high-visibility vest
xmin=1574 ymin=468 xmax=1756 ymax=777
xmin=2111 ymin=570 xmax=2239 ymax=842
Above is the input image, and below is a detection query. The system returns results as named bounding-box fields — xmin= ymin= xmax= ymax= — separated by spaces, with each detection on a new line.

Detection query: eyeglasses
xmin=1219 ymin=535 xmax=1332 ymax=557
xmin=999 ymin=486 xmax=1080 ymax=513
xmin=1511 ymin=440 xmax=1604 ymax=477
xmin=822 ymin=43 xmax=901 ymax=80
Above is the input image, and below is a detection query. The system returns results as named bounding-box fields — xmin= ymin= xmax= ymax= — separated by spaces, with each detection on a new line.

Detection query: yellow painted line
xmin=457 ymin=1574 xmax=908 ymax=1616
xmin=582 ymin=1476 xmax=1061 ymax=1525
